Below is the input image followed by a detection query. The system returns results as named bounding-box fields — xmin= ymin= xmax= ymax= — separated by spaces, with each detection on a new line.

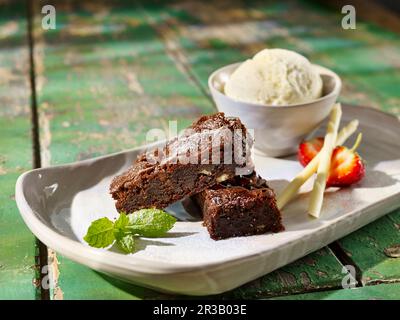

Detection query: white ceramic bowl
xmin=208 ymin=62 xmax=342 ymax=157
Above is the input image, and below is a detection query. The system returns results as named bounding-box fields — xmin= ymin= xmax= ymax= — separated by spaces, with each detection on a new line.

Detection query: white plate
xmin=16 ymin=105 xmax=400 ymax=295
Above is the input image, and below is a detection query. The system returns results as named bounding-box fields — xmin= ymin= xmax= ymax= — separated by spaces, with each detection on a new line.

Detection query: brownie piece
xmin=110 ymin=113 xmax=253 ymax=213
xmin=193 ymin=173 xmax=284 ymax=240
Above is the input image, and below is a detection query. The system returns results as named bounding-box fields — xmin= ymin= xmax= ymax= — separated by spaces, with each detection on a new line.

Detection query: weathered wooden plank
xmin=336 ymin=209 xmax=400 ymax=285
xmin=53 ymin=262 xmax=169 ymax=300
xmin=225 ymin=247 xmax=347 ymax=299
xmin=323 ymin=0 xmax=400 ymax=34
xmin=271 ymin=283 xmax=400 ymax=300
xmin=0 ymin=0 xmax=39 ymax=299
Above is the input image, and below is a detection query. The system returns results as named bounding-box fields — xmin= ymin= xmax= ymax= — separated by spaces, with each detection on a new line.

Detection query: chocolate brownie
xmin=110 ymin=113 xmax=253 ymax=213
xmin=193 ymin=173 xmax=284 ymax=240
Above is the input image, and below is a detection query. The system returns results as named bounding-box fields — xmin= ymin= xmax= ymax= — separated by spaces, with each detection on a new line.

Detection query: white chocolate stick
xmin=276 ymin=118 xmax=358 ymax=210
xmin=308 ymin=103 xmax=342 ymax=218
xmin=337 ymin=119 xmax=359 ymax=146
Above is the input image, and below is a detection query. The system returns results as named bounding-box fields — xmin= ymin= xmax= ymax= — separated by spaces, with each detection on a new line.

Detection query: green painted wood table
xmin=1 ymin=0 xmax=399 ymax=300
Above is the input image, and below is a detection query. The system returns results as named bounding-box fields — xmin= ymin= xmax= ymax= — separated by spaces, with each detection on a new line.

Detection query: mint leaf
xmin=126 ymin=209 xmax=176 ymax=237
xmin=113 ymin=214 xmax=134 ymax=253
xmin=115 ymin=234 xmax=136 ymax=254
xmin=84 ymin=217 xmax=115 ymax=248
xmin=113 ymin=213 xmax=129 ymax=236
xmin=84 ymin=209 xmax=176 ymax=253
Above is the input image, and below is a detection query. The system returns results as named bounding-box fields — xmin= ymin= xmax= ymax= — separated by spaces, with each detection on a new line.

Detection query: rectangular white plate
xmin=16 ymin=105 xmax=400 ymax=295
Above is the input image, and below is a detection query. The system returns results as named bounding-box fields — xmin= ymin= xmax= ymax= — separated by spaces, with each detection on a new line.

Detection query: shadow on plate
xmin=359 ymin=169 xmax=398 ymax=189
xmin=108 ymin=231 xmax=197 ymax=254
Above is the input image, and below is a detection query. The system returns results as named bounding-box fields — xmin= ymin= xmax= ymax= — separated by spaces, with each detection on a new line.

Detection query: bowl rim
xmin=208 ymin=61 xmax=342 ymax=109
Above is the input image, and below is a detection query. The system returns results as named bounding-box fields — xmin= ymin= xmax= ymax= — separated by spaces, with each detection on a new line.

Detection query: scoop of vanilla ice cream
xmin=224 ymin=48 xmax=323 ymax=106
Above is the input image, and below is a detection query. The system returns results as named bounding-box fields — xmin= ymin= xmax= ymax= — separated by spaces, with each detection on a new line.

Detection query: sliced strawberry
xmin=327 ymin=146 xmax=365 ymax=187
xmin=298 ymin=137 xmax=324 ymax=167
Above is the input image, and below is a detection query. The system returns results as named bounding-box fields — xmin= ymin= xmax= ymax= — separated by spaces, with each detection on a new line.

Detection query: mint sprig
xmin=84 ymin=209 xmax=176 ymax=254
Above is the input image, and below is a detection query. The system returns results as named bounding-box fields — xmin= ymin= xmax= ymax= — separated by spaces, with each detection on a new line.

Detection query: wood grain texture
xmin=336 ymin=209 xmax=400 ymax=285
xmin=271 ymin=283 xmax=400 ymax=300
xmin=0 ymin=0 xmax=39 ymax=299
xmin=323 ymin=0 xmax=400 ymax=34
xmin=225 ymin=247 xmax=347 ymax=299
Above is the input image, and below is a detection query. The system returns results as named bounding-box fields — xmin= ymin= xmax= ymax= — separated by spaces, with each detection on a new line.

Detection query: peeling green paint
xmin=0 ymin=1 xmax=38 ymax=300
